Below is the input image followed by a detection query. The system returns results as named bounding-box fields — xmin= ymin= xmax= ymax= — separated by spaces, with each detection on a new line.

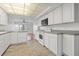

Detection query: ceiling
xmin=0 ymin=3 xmax=62 ymax=22
xmin=0 ymin=3 xmax=48 ymax=16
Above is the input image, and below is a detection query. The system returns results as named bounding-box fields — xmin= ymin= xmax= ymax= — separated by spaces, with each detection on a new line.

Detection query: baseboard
xmin=62 ymin=52 xmax=69 ymax=56
xmin=44 ymin=46 xmax=56 ymax=56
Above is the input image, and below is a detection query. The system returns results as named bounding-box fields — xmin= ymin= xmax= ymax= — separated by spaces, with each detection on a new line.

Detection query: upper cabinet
xmin=0 ymin=8 xmax=8 ymax=25
xmin=63 ymin=4 xmax=74 ymax=23
xmin=53 ymin=5 xmax=63 ymax=24
xmin=48 ymin=11 xmax=54 ymax=25
xmin=39 ymin=3 xmax=79 ymax=27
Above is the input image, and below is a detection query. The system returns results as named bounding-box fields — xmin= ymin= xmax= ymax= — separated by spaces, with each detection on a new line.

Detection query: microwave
xmin=41 ymin=18 xmax=48 ymax=26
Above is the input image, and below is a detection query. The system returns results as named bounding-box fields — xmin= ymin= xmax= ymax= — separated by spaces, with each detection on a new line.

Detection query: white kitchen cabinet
xmin=53 ymin=6 xmax=63 ymax=24
xmin=7 ymin=33 xmax=11 ymax=45
xmin=0 ymin=33 xmax=11 ymax=56
xmin=11 ymin=32 xmax=18 ymax=44
xmin=17 ymin=32 xmax=27 ymax=43
xmin=48 ymin=33 xmax=58 ymax=55
xmin=0 ymin=32 xmax=27 ymax=55
xmin=63 ymin=3 xmax=74 ymax=23
xmin=4 ymin=33 xmax=11 ymax=47
xmin=0 ymin=35 xmax=5 ymax=55
xmin=0 ymin=8 xmax=8 ymax=25
xmin=11 ymin=32 xmax=27 ymax=44
xmin=3 ymin=34 xmax=9 ymax=49
xmin=63 ymin=34 xmax=74 ymax=56
xmin=48 ymin=12 xmax=54 ymax=25
xmin=44 ymin=33 xmax=58 ymax=55
xmin=63 ymin=34 xmax=79 ymax=56
xmin=57 ymin=34 xmax=63 ymax=56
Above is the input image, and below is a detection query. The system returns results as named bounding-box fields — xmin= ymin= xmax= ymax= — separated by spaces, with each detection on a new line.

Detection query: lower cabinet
xmin=49 ymin=34 xmax=58 ymax=55
xmin=63 ymin=34 xmax=74 ymax=56
xmin=11 ymin=32 xmax=18 ymax=44
xmin=11 ymin=32 xmax=27 ymax=44
xmin=0 ymin=35 xmax=5 ymax=55
xmin=0 ymin=33 xmax=10 ymax=55
xmin=17 ymin=32 xmax=27 ymax=43
xmin=0 ymin=32 xmax=27 ymax=55
xmin=63 ymin=34 xmax=79 ymax=56
xmin=4 ymin=33 xmax=11 ymax=47
xmin=44 ymin=33 xmax=58 ymax=55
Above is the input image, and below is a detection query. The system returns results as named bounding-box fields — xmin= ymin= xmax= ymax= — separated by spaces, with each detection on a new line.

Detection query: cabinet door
xmin=18 ymin=32 xmax=27 ymax=43
xmin=48 ymin=12 xmax=54 ymax=25
xmin=44 ymin=33 xmax=58 ymax=55
xmin=0 ymin=36 xmax=5 ymax=55
xmin=53 ymin=6 xmax=63 ymax=24
xmin=11 ymin=32 xmax=18 ymax=44
xmin=63 ymin=3 xmax=74 ymax=23
xmin=63 ymin=34 xmax=74 ymax=56
xmin=0 ymin=34 xmax=11 ymax=55
xmin=3 ymin=34 xmax=9 ymax=49
xmin=48 ymin=34 xmax=58 ymax=55
xmin=8 ymin=33 xmax=11 ymax=45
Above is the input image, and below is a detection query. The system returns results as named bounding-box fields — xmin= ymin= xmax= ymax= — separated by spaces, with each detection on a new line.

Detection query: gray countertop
xmin=52 ymin=30 xmax=79 ymax=35
xmin=39 ymin=22 xmax=79 ymax=35
xmin=0 ymin=31 xmax=12 ymax=35
xmin=0 ymin=31 xmax=28 ymax=35
xmin=51 ymin=23 xmax=79 ymax=35
xmin=38 ymin=30 xmax=79 ymax=35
